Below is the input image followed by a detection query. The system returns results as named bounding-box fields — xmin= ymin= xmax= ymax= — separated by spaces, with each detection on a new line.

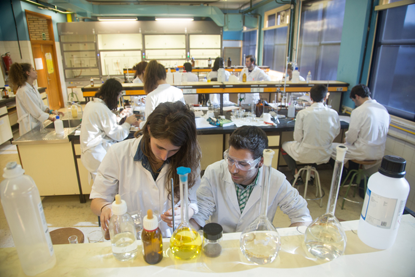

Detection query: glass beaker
xmin=240 ymin=149 xmax=281 ymax=265
xmin=304 ymin=145 xmax=348 ymax=261
xmin=170 ymin=167 xmax=203 ymax=260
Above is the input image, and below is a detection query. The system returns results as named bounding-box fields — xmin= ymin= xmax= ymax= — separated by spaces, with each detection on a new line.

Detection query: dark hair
xmin=229 ymin=126 xmax=268 ymax=159
xmin=350 ymin=84 xmax=371 ymax=99
xmin=183 ymin=62 xmax=192 ymax=72
xmin=134 ymin=61 xmax=148 ymax=78
xmin=246 ymin=55 xmax=256 ymax=65
xmin=144 ymin=60 xmax=166 ymax=94
xmin=139 ymin=101 xmax=201 ymax=201
xmin=9 ymin=63 xmax=32 ymax=92
xmin=212 ymin=57 xmax=224 ymax=72
xmin=310 ymin=84 xmax=327 ymax=102
xmin=94 ymin=78 xmax=122 ymax=110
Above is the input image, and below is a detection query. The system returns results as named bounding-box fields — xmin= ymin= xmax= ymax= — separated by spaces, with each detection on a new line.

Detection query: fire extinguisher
xmin=2 ymin=52 xmax=13 ymax=75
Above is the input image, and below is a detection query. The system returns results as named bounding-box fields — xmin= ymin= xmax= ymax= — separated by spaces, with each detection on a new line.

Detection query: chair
xmin=340 ymin=159 xmax=379 ymax=209
xmin=292 ymin=165 xmax=324 ymax=207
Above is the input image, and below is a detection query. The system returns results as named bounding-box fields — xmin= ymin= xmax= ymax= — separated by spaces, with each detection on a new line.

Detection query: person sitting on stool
xmin=282 ymin=84 xmax=340 ymax=182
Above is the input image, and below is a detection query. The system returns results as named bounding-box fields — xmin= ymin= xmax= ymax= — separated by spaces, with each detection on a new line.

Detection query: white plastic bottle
xmin=291 ymin=67 xmax=300 ymax=82
xmin=306 ymin=71 xmax=312 ymax=83
xmin=358 ymin=155 xmax=410 ymax=249
xmin=54 ymin=115 xmax=64 ymax=136
xmin=173 ymin=68 xmax=182 ymax=85
xmin=166 ymin=68 xmax=174 ymax=85
xmin=0 ymin=162 xmax=56 ymax=276
xmin=109 ymin=194 xmax=138 ymax=261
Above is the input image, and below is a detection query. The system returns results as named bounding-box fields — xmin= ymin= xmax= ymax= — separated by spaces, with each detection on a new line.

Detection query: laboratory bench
xmin=1 ymin=215 xmax=414 ymax=276
xmin=123 ymin=65 xmax=270 ymax=74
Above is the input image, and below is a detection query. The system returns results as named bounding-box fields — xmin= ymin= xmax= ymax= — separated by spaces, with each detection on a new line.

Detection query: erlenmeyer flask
xmin=170 ymin=167 xmax=203 ymax=260
xmin=240 ymin=149 xmax=281 ymax=265
xmin=304 ymin=145 xmax=348 ymax=261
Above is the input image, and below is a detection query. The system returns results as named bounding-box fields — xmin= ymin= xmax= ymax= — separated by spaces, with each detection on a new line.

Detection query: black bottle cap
xmin=203 ymin=223 xmax=223 ymax=240
xmin=378 ymin=155 xmax=406 ymax=178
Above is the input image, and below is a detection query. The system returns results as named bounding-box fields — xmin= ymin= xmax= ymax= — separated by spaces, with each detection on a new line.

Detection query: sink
xmin=45 ymin=119 xmax=82 ymax=128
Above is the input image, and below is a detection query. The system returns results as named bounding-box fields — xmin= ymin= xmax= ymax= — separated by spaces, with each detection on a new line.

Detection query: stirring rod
xmin=171 ymin=178 xmax=175 ymax=232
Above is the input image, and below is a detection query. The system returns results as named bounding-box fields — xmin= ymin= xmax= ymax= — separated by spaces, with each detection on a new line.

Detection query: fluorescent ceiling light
xmin=97 ymin=17 xmax=137 ymax=22
xmin=155 ymin=17 xmax=194 ymax=21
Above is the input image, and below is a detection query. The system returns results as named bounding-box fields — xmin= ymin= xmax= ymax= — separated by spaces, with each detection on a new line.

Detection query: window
xmin=242 ymin=30 xmax=257 ymax=58
xmin=263 ymin=27 xmax=288 ymax=71
xmin=297 ymin=0 xmax=346 ymax=80
xmin=369 ymin=4 xmax=415 ymax=121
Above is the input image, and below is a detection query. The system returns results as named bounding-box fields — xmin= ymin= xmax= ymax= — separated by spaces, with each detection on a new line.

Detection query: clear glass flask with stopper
xmin=304 ymin=145 xmax=348 ymax=261
xmin=240 ymin=149 xmax=281 ymax=265
xmin=170 ymin=167 xmax=203 ymax=260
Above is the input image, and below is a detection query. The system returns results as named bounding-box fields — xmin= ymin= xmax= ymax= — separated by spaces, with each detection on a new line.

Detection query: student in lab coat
xmin=9 ymin=63 xmax=64 ymax=136
xmin=284 ymin=63 xmax=305 ymax=81
xmin=191 ymin=126 xmax=312 ymax=233
xmin=332 ymin=84 xmax=390 ymax=166
xmin=208 ymin=57 xmax=230 ymax=106
xmin=182 ymin=62 xmax=199 ymax=104
xmin=282 ymin=85 xmax=340 ymax=178
xmin=132 ymin=61 xmax=148 ymax=84
xmin=138 ymin=60 xmax=185 ymax=129
xmin=238 ymin=55 xmax=271 ymax=105
xmin=80 ymin=79 xmax=138 ymax=181
xmin=90 ymin=101 xmax=202 ymax=238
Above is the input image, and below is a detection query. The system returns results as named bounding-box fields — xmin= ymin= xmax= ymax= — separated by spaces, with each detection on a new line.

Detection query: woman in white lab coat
xmin=132 ymin=61 xmax=148 ymax=84
xmin=208 ymin=57 xmax=230 ymax=106
xmin=9 ymin=63 xmax=64 ymax=136
xmin=138 ymin=60 xmax=185 ymax=129
xmin=80 ymin=78 xmax=138 ymax=181
xmin=90 ymin=101 xmax=202 ymax=238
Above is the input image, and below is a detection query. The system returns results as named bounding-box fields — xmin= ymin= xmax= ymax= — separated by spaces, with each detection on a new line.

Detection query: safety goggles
xmin=223 ymin=149 xmax=261 ymax=171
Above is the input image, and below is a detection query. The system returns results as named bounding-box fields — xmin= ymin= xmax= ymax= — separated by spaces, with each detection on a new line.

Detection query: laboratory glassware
xmin=109 ymin=194 xmax=138 ymax=261
xmin=142 ymin=209 xmax=163 ymax=264
xmin=68 ymin=235 xmax=78 ymax=244
xmin=0 ymin=162 xmax=56 ymax=276
xmin=203 ymin=223 xmax=223 ymax=258
xmin=240 ymin=149 xmax=281 ymax=265
xmin=304 ymin=145 xmax=348 ymax=261
xmin=358 ymin=155 xmax=409 ymax=249
xmin=170 ymin=167 xmax=203 ymax=260
xmin=128 ymin=211 xmax=143 ymax=240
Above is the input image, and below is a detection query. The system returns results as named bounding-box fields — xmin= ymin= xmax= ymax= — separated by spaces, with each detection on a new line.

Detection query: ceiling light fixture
xmin=155 ymin=17 xmax=194 ymax=21
xmin=97 ymin=17 xmax=137 ymax=22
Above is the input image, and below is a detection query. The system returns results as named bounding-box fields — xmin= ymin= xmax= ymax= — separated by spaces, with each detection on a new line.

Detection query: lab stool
xmin=292 ymin=165 xmax=324 ymax=207
xmin=340 ymin=159 xmax=379 ymax=209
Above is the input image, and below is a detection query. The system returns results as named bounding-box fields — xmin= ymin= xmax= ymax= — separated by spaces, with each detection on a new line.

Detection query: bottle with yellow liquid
xmin=242 ymin=72 xmax=247 ymax=82
xmin=170 ymin=167 xmax=203 ymax=260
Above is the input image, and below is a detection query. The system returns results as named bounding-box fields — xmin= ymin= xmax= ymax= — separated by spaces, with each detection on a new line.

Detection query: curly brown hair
xmin=134 ymin=61 xmax=148 ymax=78
xmin=9 ymin=63 xmax=32 ymax=92
xmin=143 ymin=60 xmax=166 ymax=94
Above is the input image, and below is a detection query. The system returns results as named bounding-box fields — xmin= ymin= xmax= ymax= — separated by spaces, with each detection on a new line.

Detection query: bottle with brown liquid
xmin=191 ymin=57 xmax=195 ymax=67
xmin=208 ymin=57 xmax=212 ymax=68
xmin=227 ymin=57 xmax=231 ymax=67
xmin=255 ymin=99 xmax=264 ymax=118
xmin=142 ymin=209 xmax=163 ymax=264
xmin=242 ymin=72 xmax=247 ymax=82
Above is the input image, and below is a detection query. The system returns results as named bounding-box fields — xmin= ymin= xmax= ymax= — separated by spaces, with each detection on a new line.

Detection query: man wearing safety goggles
xmin=191 ymin=126 xmax=312 ymax=233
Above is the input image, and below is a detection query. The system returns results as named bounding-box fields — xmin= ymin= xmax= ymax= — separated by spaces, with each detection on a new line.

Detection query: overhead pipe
xmin=22 ymin=0 xmax=74 ymax=14
xmin=242 ymin=0 xmax=291 ymax=14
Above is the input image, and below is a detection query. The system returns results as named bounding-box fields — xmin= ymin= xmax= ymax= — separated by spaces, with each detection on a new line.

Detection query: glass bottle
xmin=240 ymin=150 xmax=281 ymax=265
xmin=242 ymin=73 xmax=247 ymax=82
xmin=255 ymin=99 xmax=264 ymax=118
xmin=142 ymin=209 xmax=163 ymax=264
xmin=202 ymin=223 xmax=223 ymax=258
xmin=109 ymin=194 xmax=138 ymax=261
xmin=227 ymin=57 xmax=232 ymax=67
xmin=191 ymin=57 xmax=195 ymax=67
xmin=208 ymin=57 xmax=212 ymax=68
xmin=170 ymin=167 xmax=203 ymax=260
xmin=304 ymin=145 xmax=348 ymax=261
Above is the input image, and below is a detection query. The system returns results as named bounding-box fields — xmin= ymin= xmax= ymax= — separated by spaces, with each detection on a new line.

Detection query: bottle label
xmin=361 ymin=189 xmax=397 ymax=229
xmin=38 ymin=202 xmax=54 ymax=256
xmin=112 ymin=240 xmax=138 ymax=254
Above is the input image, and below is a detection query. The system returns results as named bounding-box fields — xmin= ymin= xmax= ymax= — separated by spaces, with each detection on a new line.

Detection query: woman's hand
xmin=48 ymin=115 xmax=56 ymax=121
xmin=100 ymin=205 xmax=112 ymax=232
xmin=161 ymin=206 xmax=195 ymax=228
xmin=125 ymin=114 xmax=139 ymax=126
xmin=52 ymin=110 xmax=65 ymax=118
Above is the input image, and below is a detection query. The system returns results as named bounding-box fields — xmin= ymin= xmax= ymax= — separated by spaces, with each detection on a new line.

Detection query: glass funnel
xmin=240 ymin=149 xmax=281 ymax=265
xmin=170 ymin=167 xmax=203 ymax=260
xmin=304 ymin=145 xmax=348 ymax=261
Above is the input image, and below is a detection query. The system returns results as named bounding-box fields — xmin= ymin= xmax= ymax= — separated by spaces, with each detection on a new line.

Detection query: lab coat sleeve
xmin=293 ymin=112 xmax=303 ymax=142
xmin=259 ymin=70 xmax=271 ymax=81
xmin=17 ymin=88 xmax=49 ymax=123
xmin=345 ymin=111 xmax=360 ymax=145
xmin=277 ymin=180 xmax=312 ymax=224
xmin=191 ymin=171 xmax=216 ymax=227
xmin=90 ymin=146 xmax=120 ymax=202
xmin=334 ymin=113 xmax=341 ymax=137
xmin=101 ymin=111 xmax=130 ymax=142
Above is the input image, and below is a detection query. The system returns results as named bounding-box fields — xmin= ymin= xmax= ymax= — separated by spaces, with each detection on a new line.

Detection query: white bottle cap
xmin=143 ymin=209 xmax=159 ymax=231
xmin=263 ymin=149 xmax=275 ymax=167
xmin=112 ymin=194 xmax=127 ymax=215
xmin=336 ymin=145 xmax=348 ymax=162
xmin=3 ymin=162 xmax=25 ymax=179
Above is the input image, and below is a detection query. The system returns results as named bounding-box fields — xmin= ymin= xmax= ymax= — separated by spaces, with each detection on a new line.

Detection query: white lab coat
xmin=139 ymin=84 xmax=185 ymax=129
xmin=283 ymin=103 xmax=340 ymax=164
xmin=133 ymin=77 xmax=142 ymax=84
xmin=90 ymin=136 xmax=200 ymax=238
xmin=192 ymin=160 xmax=312 ymax=233
xmin=182 ymin=72 xmax=199 ymax=104
xmin=332 ymin=99 xmax=390 ymax=162
xmin=238 ymin=66 xmax=271 ymax=105
xmin=182 ymin=72 xmax=199 ymax=82
xmin=208 ymin=71 xmax=231 ymax=105
xmin=80 ymin=98 xmax=131 ymax=179
xmin=16 ymin=82 xmax=49 ymax=136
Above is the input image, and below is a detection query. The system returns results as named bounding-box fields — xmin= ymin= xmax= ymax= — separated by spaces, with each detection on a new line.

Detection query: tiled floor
xmin=0 ymin=136 xmax=363 ymax=248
